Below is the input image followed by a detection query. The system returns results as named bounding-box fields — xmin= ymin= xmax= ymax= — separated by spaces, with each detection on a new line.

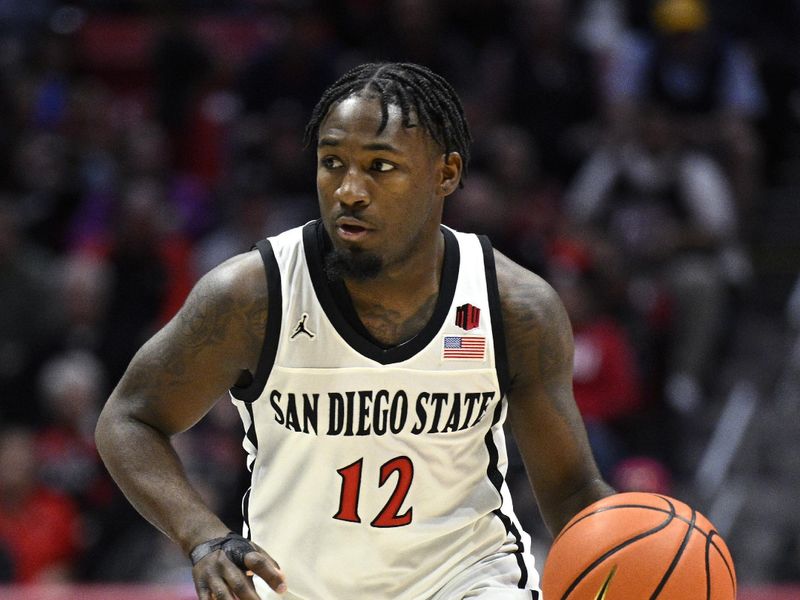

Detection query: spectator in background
xmin=567 ymin=104 xmax=745 ymax=415
xmin=373 ymin=0 xmax=475 ymax=89
xmin=451 ymin=123 xmax=564 ymax=274
xmin=443 ymin=172 xmax=510 ymax=249
xmin=0 ymin=427 xmax=82 ymax=583
xmin=0 ymin=199 xmax=58 ymax=425
xmin=67 ymin=79 xmax=119 ymax=201
xmin=506 ymin=0 xmax=603 ymax=181
xmin=36 ymin=350 xmax=111 ymax=512
xmin=605 ymin=0 xmax=766 ymax=228
xmin=12 ymin=130 xmax=80 ymax=253
xmin=743 ymin=0 xmax=800 ymax=185
xmin=483 ymin=124 xmax=564 ymax=270
xmin=549 ymin=251 xmax=643 ymax=477
xmin=35 ymin=350 xmax=119 ymax=580
xmin=151 ymin=6 xmax=212 ymax=170
xmin=95 ymin=179 xmax=195 ymax=383
xmin=194 ymin=189 xmax=270 ymax=276
xmin=26 ymin=29 xmax=77 ymax=131
xmin=69 ymin=113 xmax=212 ymax=256
xmin=119 ymin=118 xmax=214 ymax=240
xmin=238 ymin=9 xmax=337 ymax=116
xmin=52 ymin=254 xmax=111 ymax=354
xmin=260 ymin=99 xmax=318 ymax=197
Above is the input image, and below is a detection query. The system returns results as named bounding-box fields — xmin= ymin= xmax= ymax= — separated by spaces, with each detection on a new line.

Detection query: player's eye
xmin=371 ymin=160 xmax=395 ymax=173
xmin=321 ymin=156 xmax=343 ymax=169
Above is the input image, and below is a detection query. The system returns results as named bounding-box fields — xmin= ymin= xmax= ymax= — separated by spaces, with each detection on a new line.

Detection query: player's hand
xmin=191 ymin=534 xmax=287 ymax=599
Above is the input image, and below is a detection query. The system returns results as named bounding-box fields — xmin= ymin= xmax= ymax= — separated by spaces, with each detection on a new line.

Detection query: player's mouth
xmin=335 ymin=217 xmax=374 ymax=242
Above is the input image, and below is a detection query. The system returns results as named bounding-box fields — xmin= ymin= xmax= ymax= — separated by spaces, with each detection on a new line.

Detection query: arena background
xmin=0 ymin=0 xmax=799 ymax=597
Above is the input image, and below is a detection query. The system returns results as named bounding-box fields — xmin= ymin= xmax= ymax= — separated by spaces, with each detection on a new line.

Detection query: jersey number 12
xmin=333 ymin=456 xmax=414 ymax=527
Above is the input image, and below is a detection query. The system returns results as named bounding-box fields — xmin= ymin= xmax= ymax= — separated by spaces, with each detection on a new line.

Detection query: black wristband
xmin=189 ymin=532 xmax=256 ymax=570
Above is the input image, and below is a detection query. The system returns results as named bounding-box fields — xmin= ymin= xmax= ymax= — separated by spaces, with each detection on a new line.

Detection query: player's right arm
xmin=95 ymin=250 xmax=287 ymax=599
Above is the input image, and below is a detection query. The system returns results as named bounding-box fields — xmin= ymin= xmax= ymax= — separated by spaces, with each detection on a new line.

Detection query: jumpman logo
xmin=290 ymin=313 xmax=315 ymax=339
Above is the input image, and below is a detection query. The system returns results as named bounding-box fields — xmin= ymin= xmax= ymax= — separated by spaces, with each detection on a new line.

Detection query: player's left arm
xmin=496 ymin=250 xmax=615 ymax=536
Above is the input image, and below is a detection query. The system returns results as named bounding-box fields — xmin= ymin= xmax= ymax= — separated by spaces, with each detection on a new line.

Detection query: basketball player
xmin=96 ymin=62 xmax=614 ymax=600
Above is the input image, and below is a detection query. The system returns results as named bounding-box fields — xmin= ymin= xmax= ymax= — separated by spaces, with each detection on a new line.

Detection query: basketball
xmin=541 ymin=492 xmax=736 ymax=599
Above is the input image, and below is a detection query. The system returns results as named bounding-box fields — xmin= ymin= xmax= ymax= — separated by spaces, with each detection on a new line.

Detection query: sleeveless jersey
xmin=231 ymin=220 xmax=540 ymax=600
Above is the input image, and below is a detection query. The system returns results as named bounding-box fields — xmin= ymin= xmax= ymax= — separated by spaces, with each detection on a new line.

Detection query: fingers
xmin=245 ymin=550 xmax=288 ymax=594
xmin=193 ymin=549 xmax=280 ymax=600
xmin=196 ymin=574 xmax=241 ymax=600
xmin=195 ymin=575 xmax=243 ymax=600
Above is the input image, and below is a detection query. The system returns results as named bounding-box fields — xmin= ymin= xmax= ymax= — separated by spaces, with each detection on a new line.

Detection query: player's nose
xmin=334 ymin=167 xmax=370 ymax=207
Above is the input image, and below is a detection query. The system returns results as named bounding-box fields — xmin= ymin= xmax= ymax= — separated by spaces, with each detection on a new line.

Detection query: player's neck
xmin=345 ymin=230 xmax=444 ymax=309
xmin=341 ymin=232 xmax=444 ymax=346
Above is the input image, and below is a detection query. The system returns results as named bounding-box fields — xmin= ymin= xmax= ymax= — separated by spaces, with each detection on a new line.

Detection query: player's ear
xmin=437 ymin=152 xmax=462 ymax=197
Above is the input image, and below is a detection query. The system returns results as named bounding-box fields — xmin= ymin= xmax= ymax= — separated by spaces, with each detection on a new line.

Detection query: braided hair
xmin=304 ymin=62 xmax=472 ymax=179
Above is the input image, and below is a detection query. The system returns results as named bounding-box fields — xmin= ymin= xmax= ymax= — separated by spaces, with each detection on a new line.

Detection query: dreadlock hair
xmin=304 ymin=62 xmax=472 ymax=181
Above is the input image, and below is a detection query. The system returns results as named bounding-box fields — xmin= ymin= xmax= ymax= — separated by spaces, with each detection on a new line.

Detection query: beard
xmin=324 ymin=246 xmax=383 ymax=282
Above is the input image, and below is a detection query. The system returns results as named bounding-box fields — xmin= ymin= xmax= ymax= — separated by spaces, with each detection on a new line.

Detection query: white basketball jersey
xmin=231 ymin=221 xmax=540 ymax=600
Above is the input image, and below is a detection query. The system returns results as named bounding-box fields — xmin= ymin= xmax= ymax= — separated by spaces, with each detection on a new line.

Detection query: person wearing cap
xmin=603 ymin=0 xmax=765 ymax=227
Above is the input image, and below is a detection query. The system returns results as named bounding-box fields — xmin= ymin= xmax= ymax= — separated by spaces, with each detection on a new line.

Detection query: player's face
xmin=316 ymin=94 xmax=461 ymax=279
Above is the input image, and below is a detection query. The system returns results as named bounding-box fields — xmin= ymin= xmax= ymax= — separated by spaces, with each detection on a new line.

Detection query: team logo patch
xmin=455 ymin=303 xmax=480 ymax=330
xmin=442 ymin=335 xmax=486 ymax=360
xmin=290 ymin=313 xmax=315 ymax=339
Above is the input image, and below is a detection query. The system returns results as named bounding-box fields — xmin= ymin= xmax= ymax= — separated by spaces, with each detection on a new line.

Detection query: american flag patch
xmin=442 ymin=335 xmax=486 ymax=360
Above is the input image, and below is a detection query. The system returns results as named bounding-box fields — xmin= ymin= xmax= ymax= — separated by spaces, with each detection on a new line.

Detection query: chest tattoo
xmin=358 ymin=292 xmax=438 ymax=346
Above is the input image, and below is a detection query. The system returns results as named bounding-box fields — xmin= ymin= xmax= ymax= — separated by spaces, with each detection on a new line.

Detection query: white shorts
xmin=431 ymin=551 xmax=540 ymax=600
xmin=255 ymin=551 xmax=541 ymax=600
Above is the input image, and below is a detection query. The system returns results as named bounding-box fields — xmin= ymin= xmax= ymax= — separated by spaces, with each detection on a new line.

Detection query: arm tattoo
xmin=179 ymin=288 xmax=236 ymax=350
xmin=500 ymin=265 xmax=572 ymax=390
xmin=124 ymin=335 xmax=188 ymax=399
xmin=123 ymin=275 xmax=267 ymax=399
xmin=177 ymin=276 xmax=268 ymax=361
xmin=243 ymin=294 xmax=269 ymax=352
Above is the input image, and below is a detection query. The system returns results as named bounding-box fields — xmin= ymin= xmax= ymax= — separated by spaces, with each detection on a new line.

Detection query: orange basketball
xmin=541 ymin=492 xmax=736 ymax=599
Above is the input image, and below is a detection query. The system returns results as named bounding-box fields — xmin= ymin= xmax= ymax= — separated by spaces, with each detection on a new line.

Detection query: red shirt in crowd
xmin=572 ymin=317 xmax=642 ymax=422
xmin=0 ymin=488 xmax=81 ymax=582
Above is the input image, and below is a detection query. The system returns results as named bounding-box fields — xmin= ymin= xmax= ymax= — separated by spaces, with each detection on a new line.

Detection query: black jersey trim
xmin=303 ymin=220 xmax=460 ymax=365
xmin=479 ymin=236 xmax=511 ymax=398
xmin=479 ymin=237 xmax=533 ymax=592
xmin=242 ymin=486 xmax=252 ymax=540
xmin=230 ymin=239 xmax=282 ymax=402
xmin=485 ymin=400 xmax=530 ymax=590
xmin=241 ymin=404 xmax=258 ymax=539
xmin=243 ymin=404 xmax=258 ymax=470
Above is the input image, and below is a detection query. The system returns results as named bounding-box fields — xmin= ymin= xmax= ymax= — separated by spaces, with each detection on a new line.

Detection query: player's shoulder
xmin=181 ymin=248 xmax=269 ymax=367
xmin=192 ymin=248 xmax=267 ymax=308
xmin=492 ymin=248 xmax=573 ymax=387
xmin=492 ymin=249 xmax=565 ymax=326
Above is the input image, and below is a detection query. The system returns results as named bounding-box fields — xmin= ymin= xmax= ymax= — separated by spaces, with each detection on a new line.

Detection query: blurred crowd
xmin=1 ymin=0 xmax=799 ymax=586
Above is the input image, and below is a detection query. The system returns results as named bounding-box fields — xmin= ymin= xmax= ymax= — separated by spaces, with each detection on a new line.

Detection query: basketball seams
xmin=559 ymin=505 xmax=676 ymax=599
xmin=554 ymin=502 xmax=670 ymax=543
xmin=649 ymin=507 xmax=696 ymax=598
xmin=545 ymin=493 xmax=736 ymax=600
xmin=705 ymin=529 xmax=712 ymax=600
xmin=555 ymin=504 xmax=721 ymax=547
xmin=707 ymin=531 xmax=737 ymax=595
xmin=554 ymin=493 xmax=674 ymax=543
